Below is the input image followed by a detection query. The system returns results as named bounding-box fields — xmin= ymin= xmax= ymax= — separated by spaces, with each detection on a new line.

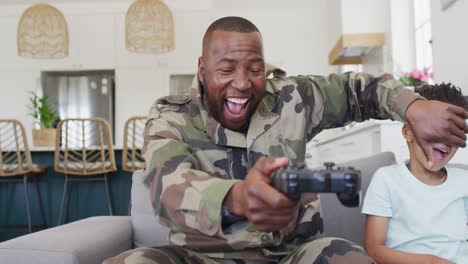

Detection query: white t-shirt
xmin=362 ymin=164 xmax=468 ymax=263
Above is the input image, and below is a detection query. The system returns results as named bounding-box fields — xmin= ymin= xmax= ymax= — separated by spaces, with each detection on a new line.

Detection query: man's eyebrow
xmin=216 ymin=57 xmax=265 ymax=64
xmin=248 ymin=57 xmax=265 ymax=64
xmin=216 ymin=58 xmax=236 ymax=64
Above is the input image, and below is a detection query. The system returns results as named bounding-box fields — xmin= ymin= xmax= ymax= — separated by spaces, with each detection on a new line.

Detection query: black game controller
xmin=271 ymin=162 xmax=361 ymax=207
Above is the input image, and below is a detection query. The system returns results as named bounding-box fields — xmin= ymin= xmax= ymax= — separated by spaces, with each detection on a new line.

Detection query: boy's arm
xmin=365 ymin=215 xmax=454 ymax=264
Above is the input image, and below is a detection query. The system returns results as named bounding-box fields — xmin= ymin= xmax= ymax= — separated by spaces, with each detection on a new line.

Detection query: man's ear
xmin=402 ymin=124 xmax=414 ymax=143
xmin=197 ymin=57 xmax=204 ymax=85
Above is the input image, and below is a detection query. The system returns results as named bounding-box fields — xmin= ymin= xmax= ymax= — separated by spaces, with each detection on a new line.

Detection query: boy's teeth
xmin=226 ymin=98 xmax=248 ymax=104
xmin=435 ymin=148 xmax=448 ymax=153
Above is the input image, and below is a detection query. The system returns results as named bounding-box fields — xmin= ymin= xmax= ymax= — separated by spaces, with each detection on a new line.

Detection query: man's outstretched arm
xmin=296 ymin=72 xmax=468 ymax=166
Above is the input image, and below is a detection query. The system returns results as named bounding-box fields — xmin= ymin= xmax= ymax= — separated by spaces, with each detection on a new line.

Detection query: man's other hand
xmin=224 ymin=156 xmax=298 ymax=232
xmin=406 ymin=99 xmax=468 ymax=169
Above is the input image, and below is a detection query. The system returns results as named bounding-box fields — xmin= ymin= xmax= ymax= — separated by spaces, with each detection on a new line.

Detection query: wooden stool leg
xmin=23 ymin=176 xmax=32 ymax=233
xmin=57 ymin=175 xmax=69 ymax=225
xmin=65 ymin=178 xmax=72 ymax=223
xmin=34 ymin=175 xmax=46 ymax=227
xmin=104 ymin=174 xmax=113 ymax=215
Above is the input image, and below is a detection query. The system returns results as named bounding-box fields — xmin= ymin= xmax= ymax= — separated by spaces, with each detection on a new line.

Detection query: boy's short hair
xmin=414 ymin=83 xmax=467 ymax=110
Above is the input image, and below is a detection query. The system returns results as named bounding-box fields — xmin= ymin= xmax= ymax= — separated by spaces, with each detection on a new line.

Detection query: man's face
xmin=198 ymin=30 xmax=266 ymax=131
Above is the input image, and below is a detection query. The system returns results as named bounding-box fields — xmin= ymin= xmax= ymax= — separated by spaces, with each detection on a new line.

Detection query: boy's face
xmin=403 ymin=124 xmax=459 ymax=171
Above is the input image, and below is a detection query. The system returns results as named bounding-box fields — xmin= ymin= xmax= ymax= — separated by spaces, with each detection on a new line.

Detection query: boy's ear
xmin=402 ymin=124 xmax=414 ymax=143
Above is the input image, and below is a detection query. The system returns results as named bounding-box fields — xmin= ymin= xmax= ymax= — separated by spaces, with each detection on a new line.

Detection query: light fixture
xmin=125 ymin=0 xmax=175 ymax=54
xmin=17 ymin=3 xmax=69 ymax=59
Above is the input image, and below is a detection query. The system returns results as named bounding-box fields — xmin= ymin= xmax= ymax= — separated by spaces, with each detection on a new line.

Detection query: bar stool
xmin=122 ymin=116 xmax=146 ymax=173
xmin=122 ymin=116 xmax=146 ymax=214
xmin=55 ymin=118 xmax=117 ymax=225
xmin=0 ymin=119 xmax=46 ymax=233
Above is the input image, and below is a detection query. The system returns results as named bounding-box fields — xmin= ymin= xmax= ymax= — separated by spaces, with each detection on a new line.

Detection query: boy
xmin=362 ymin=83 xmax=468 ymax=264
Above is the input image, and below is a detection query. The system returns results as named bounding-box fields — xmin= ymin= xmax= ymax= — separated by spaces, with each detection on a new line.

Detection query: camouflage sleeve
xmin=142 ymin=102 xmax=240 ymax=236
xmin=293 ymin=72 xmax=424 ymax=140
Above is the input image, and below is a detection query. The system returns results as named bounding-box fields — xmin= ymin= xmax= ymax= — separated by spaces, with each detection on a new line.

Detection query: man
xmin=107 ymin=16 xmax=468 ymax=263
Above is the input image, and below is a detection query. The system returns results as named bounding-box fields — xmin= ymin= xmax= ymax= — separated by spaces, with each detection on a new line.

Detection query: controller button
xmin=288 ymin=173 xmax=298 ymax=180
xmin=261 ymin=233 xmax=272 ymax=243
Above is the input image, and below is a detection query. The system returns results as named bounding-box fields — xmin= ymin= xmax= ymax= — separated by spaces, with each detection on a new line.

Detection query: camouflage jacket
xmin=142 ymin=67 xmax=421 ymax=260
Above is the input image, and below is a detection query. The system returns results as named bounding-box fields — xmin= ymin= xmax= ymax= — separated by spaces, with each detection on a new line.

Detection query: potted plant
xmin=29 ymin=92 xmax=59 ymax=147
xmin=399 ymin=67 xmax=433 ymax=88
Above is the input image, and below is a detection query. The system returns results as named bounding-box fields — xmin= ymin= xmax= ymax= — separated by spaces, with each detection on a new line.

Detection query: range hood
xmin=327 ymin=0 xmax=388 ymax=65
xmin=328 ymin=33 xmax=385 ymax=65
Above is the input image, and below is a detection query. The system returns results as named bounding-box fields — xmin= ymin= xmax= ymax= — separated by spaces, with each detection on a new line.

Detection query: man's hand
xmin=224 ymin=156 xmax=298 ymax=232
xmin=406 ymin=99 xmax=468 ymax=168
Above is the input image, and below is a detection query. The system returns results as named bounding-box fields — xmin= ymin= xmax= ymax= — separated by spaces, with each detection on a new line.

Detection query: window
xmin=413 ymin=0 xmax=433 ymax=70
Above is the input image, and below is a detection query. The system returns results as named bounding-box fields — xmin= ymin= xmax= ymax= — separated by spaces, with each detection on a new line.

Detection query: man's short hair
xmin=414 ymin=83 xmax=467 ymax=110
xmin=202 ymin=16 xmax=261 ymax=48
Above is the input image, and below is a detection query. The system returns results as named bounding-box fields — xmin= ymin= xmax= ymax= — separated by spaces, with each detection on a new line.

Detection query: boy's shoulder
xmin=369 ymin=164 xmax=407 ymax=186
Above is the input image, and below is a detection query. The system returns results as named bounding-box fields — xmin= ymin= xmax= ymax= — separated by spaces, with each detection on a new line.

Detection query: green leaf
xmin=28 ymin=92 xmax=58 ymax=128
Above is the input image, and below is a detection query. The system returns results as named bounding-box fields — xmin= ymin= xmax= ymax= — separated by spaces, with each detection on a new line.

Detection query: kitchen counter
xmin=30 ymin=146 xmax=124 ymax=152
xmin=0 ymin=148 xmax=132 ymax=243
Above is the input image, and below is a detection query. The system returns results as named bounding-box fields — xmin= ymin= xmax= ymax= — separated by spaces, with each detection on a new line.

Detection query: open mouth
xmin=224 ymin=97 xmax=249 ymax=119
xmin=432 ymin=146 xmax=449 ymax=162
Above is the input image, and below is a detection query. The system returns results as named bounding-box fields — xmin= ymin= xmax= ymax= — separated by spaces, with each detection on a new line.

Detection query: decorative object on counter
xmin=125 ymin=0 xmax=174 ymax=54
xmin=398 ymin=66 xmax=433 ymax=87
xmin=29 ymin=92 xmax=59 ymax=147
xmin=54 ymin=118 xmax=117 ymax=225
xmin=122 ymin=116 xmax=146 ymax=172
xmin=0 ymin=119 xmax=47 ymax=233
xmin=17 ymin=3 xmax=69 ymax=59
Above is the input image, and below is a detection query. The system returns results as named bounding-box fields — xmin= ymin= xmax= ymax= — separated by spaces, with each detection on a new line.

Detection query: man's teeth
xmin=226 ymin=98 xmax=248 ymax=104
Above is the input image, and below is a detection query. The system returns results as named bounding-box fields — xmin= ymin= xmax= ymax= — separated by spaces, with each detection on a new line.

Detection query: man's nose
xmin=231 ymin=70 xmax=252 ymax=91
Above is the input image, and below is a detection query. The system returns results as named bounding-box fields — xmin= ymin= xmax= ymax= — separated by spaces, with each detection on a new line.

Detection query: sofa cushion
xmin=448 ymin=163 xmax=468 ymax=170
xmin=320 ymin=151 xmax=397 ymax=246
xmin=131 ymin=170 xmax=170 ymax=248
xmin=0 ymin=216 xmax=131 ymax=264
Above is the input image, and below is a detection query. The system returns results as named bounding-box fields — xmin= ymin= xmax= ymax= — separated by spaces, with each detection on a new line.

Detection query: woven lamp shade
xmin=126 ymin=0 xmax=174 ymax=54
xmin=17 ymin=4 xmax=69 ymax=59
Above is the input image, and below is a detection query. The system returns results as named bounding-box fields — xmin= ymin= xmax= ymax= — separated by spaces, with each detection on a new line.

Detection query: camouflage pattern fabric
xmin=104 ymin=237 xmax=375 ymax=263
xmin=130 ymin=66 xmax=421 ymax=261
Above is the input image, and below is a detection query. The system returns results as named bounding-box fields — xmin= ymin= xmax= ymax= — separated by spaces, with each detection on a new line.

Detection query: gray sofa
xmin=0 ymin=152 xmax=411 ymax=263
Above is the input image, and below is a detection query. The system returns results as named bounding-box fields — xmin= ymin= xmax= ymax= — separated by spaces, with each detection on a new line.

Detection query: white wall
xmin=0 ymin=0 xmax=331 ymax=148
xmin=341 ymin=0 xmax=388 ymax=35
xmin=389 ymin=0 xmax=416 ymax=74
xmin=431 ymin=0 xmax=468 ymax=94
xmin=358 ymin=0 xmax=420 ymax=79
xmin=327 ymin=0 xmax=342 ymax=53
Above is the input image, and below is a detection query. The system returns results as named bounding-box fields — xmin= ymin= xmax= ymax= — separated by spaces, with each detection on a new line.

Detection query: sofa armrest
xmin=321 ymin=152 xmax=397 ymax=246
xmin=0 ymin=216 xmax=132 ymax=264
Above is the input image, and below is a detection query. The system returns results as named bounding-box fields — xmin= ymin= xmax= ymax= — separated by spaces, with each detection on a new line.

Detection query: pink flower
xmin=421 ymin=75 xmax=429 ymax=82
xmin=411 ymin=69 xmax=423 ymax=80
